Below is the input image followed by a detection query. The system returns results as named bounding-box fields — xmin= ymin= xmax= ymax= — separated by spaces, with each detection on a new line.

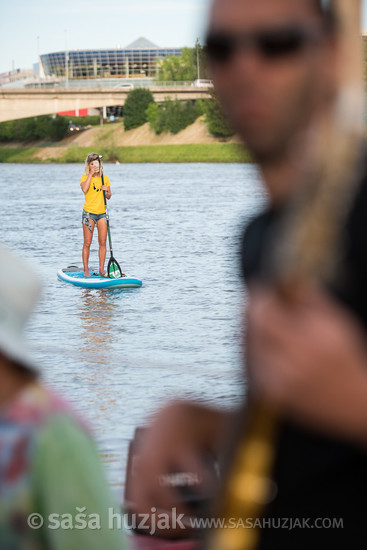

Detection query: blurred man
xmin=130 ymin=1 xmax=367 ymax=549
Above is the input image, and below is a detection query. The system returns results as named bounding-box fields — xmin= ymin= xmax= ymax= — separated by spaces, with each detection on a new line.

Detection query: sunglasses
xmin=205 ymin=24 xmax=324 ymax=64
xmin=88 ymin=153 xmax=102 ymax=161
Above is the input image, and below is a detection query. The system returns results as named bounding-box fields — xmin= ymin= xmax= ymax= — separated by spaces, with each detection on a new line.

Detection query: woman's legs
xmin=97 ymin=218 xmax=108 ymax=275
xmin=82 ymin=220 xmax=95 ymax=276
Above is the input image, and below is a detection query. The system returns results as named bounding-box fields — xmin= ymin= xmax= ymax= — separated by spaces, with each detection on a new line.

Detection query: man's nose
xmin=226 ymin=44 xmax=267 ymax=75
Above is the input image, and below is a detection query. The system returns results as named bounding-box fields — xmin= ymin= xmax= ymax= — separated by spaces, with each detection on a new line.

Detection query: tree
xmin=145 ymin=103 xmax=166 ymax=134
xmin=16 ymin=117 xmax=38 ymax=142
xmin=123 ymin=88 xmax=155 ymax=130
xmin=155 ymin=42 xmax=210 ymax=82
xmin=203 ymin=92 xmax=235 ymax=138
xmin=146 ymin=99 xmax=201 ymax=135
xmin=0 ymin=115 xmax=69 ymax=143
xmin=49 ymin=116 xmax=69 ymax=140
xmin=0 ymin=121 xmax=15 ymax=142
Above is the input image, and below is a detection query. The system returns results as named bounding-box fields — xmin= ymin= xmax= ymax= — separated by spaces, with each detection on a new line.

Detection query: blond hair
xmin=84 ymin=152 xmax=102 ymax=176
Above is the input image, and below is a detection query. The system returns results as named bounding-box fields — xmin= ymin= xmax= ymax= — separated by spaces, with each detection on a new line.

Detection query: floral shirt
xmin=0 ymin=382 xmax=125 ymax=550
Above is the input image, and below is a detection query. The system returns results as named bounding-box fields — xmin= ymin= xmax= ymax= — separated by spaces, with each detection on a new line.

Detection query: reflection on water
xmin=79 ymin=289 xmax=117 ymax=357
xmin=2 ymin=162 xmax=265 ymax=498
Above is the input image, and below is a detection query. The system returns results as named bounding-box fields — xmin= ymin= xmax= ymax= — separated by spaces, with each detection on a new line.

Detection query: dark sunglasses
xmin=205 ymin=24 xmax=324 ymax=64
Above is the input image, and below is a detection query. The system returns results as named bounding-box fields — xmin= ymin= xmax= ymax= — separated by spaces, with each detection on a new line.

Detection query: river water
xmin=3 ymin=162 xmax=265 ymax=499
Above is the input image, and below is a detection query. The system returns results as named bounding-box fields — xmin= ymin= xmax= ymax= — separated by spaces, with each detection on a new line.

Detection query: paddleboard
xmin=57 ymin=266 xmax=142 ymax=289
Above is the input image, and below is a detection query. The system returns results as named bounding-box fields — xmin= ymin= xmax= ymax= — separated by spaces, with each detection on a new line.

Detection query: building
xmin=0 ymin=68 xmax=35 ymax=88
xmin=40 ymin=37 xmax=182 ymax=81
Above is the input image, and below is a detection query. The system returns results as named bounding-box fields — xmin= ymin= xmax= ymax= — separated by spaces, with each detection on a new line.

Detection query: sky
xmin=1 ymin=0 xmax=367 ymax=75
xmin=1 ymin=0 xmax=211 ymax=74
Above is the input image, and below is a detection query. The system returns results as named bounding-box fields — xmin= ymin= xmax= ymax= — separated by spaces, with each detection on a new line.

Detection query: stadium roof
xmin=125 ymin=37 xmax=159 ymax=49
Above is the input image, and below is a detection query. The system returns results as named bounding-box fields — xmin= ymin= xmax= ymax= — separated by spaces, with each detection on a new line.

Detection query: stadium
xmin=40 ymin=37 xmax=182 ymax=82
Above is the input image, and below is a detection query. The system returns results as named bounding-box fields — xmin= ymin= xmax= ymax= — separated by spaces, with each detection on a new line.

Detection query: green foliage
xmin=0 ymin=121 xmax=16 ymax=142
xmin=202 ymin=93 xmax=235 ymax=138
xmin=61 ymin=148 xmax=86 ymax=163
xmin=0 ymin=144 xmax=251 ymax=164
xmin=62 ymin=146 xmax=119 ymax=164
xmin=145 ymin=103 xmax=165 ymax=134
xmin=123 ymin=88 xmax=155 ymax=130
xmin=195 ymin=99 xmax=207 ymax=117
xmin=0 ymin=115 xmax=69 ymax=143
xmin=112 ymin=144 xmax=249 ymax=163
xmin=156 ymin=42 xmax=210 ymax=82
xmin=57 ymin=144 xmax=249 ymax=163
xmin=0 ymin=148 xmax=39 ymax=162
xmin=146 ymin=99 xmax=201 ymax=135
xmin=62 ymin=115 xmax=100 ymax=127
xmin=16 ymin=118 xmax=37 ymax=142
xmin=156 ymin=48 xmax=196 ymax=82
xmin=49 ymin=116 xmax=69 ymax=140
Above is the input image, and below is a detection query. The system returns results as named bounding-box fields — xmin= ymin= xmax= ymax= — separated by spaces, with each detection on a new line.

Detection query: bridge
xmin=0 ymin=86 xmax=212 ymax=122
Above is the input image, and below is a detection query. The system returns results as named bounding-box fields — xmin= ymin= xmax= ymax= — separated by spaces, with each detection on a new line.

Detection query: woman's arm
xmin=80 ymin=173 xmax=92 ymax=194
xmin=102 ymin=184 xmax=112 ymax=200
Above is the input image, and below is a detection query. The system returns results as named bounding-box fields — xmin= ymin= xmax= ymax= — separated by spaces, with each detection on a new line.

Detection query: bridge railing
xmin=17 ymin=79 xmax=198 ymax=90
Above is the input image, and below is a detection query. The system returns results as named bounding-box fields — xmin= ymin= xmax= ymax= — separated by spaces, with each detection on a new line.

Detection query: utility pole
xmin=64 ymin=29 xmax=69 ymax=87
xmin=196 ymin=38 xmax=200 ymax=80
xmin=37 ymin=36 xmax=40 ymax=78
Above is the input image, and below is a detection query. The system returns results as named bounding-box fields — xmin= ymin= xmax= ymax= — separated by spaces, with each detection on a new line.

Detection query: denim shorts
xmin=82 ymin=209 xmax=106 ymax=232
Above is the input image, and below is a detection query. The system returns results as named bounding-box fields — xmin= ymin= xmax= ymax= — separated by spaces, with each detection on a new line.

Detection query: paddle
xmin=101 ymin=168 xmax=124 ymax=279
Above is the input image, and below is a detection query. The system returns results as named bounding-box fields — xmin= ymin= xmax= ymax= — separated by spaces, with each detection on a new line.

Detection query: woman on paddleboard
xmin=80 ymin=152 xmax=111 ymax=277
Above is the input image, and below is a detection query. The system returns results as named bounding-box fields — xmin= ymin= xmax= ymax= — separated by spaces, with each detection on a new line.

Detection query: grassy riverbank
xmin=0 ymin=117 xmax=252 ymax=163
xmin=0 ymin=143 xmax=251 ymax=164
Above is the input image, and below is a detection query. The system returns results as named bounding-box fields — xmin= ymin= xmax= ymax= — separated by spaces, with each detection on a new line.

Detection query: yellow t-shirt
xmin=80 ymin=174 xmax=111 ymax=215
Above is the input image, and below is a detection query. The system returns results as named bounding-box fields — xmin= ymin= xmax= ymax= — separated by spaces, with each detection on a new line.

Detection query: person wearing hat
xmin=80 ymin=153 xmax=112 ymax=277
xmin=0 ymin=244 xmax=125 ymax=549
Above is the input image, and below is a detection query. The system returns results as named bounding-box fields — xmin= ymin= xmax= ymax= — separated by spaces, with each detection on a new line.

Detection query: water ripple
xmin=3 ymin=162 xmax=265 ymax=498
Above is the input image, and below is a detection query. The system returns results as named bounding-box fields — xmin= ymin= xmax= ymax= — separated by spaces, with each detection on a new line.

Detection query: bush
xmin=0 ymin=115 xmax=69 ymax=143
xmin=146 ymin=99 xmax=201 ymax=135
xmin=195 ymin=99 xmax=207 ymax=117
xmin=146 ymin=103 xmax=165 ymax=135
xmin=62 ymin=115 xmax=100 ymax=127
xmin=16 ymin=118 xmax=37 ymax=142
xmin=0 ymin=121 xmax=16 ymax=142
xmin=123 ymin=88 xmax=155 ymax=130
xmin=49 ymin=116 xmax=69 ymax=140
xmin=203 ymin=93 xmax=234 ymax=138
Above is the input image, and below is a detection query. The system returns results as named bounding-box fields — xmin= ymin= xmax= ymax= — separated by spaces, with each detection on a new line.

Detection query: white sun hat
xmin=0 ymin=243 xmax=42 ymax=371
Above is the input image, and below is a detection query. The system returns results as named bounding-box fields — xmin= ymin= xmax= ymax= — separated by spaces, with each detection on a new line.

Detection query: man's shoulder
xmin=240 ymin=208 xmax=276 ymax=282
xmin=347 ymin=161 xmax=367 ymax=231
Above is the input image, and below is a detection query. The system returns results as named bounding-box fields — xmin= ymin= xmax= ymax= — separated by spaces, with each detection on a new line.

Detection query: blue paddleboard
xmin=57 ymin=266 xmax=142 ymax=289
